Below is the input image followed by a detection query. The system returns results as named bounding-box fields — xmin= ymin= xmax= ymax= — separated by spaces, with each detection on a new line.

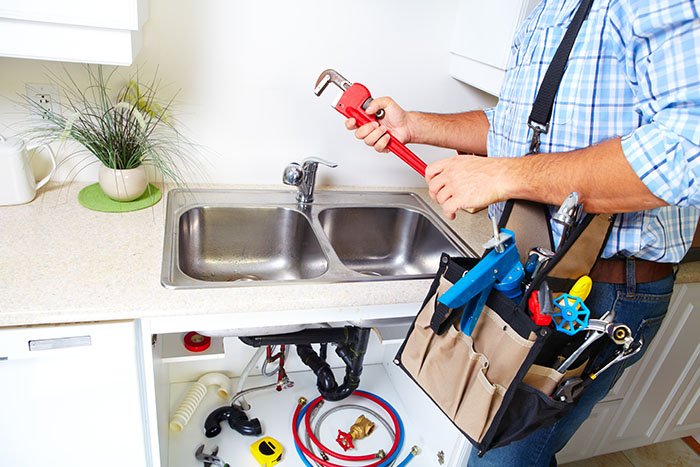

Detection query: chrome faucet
xmin=282 ymin=157 xmax=337 ymax=203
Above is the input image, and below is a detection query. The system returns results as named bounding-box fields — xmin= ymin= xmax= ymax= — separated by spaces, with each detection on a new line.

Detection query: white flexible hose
xmin=169 ymin=372 xmax=231 ymax=432
xmin=235 ymin=347 xmax=265 ymax=410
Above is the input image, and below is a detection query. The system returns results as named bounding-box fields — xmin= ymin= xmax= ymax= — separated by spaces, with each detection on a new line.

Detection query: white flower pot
xmin=98 ymin=164 xmax=148 ymax=202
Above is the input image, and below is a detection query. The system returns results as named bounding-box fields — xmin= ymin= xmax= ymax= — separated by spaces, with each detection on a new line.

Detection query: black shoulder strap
xmin=528 ymin=0 xmax=595 ymax=153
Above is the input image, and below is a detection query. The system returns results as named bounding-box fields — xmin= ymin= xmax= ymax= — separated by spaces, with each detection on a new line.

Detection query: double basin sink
xmin=161 ymin=189 xmax=476 ymax=288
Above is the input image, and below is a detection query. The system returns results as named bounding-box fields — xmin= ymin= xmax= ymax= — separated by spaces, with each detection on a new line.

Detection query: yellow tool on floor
xmin=250 ymin=437 xmax=283 ymax=467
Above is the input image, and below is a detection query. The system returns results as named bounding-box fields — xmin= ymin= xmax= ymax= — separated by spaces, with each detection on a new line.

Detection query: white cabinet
xmin=558 ymin=283 xmax=700 ymax=462
xmin=449 ymin=0 xmax=539 ymax=96
xmin=0 ymin=321 xmax=151 ymax=467
xmin=597 ymin=283 xmax=700 ymax=451
xmin=0 ymin=0 xmax=148 ymax=65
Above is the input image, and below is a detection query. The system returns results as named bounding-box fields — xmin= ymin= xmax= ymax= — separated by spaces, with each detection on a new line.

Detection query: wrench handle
xmin=336 ymin=83 xmax=427 ymax=176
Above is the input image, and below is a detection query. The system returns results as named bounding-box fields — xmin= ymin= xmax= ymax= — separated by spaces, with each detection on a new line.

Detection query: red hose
xmin=292 ymin=393 xmax=402 ymax=467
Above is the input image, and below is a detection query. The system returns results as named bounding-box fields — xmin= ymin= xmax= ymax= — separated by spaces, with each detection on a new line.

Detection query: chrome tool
xmin=195 ymin=444 xmax=230 ymax=467
xmin=553 ymin=338 xmax=644 ymax=403
xmin=555 ymin=314 xmax=632 ymax=373
xmin=552 ymin=192 xmax=583 ymax=250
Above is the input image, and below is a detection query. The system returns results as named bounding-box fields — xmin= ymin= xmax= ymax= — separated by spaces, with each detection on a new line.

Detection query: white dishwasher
xmin=0 ymin=321 xmax=150 ymax=467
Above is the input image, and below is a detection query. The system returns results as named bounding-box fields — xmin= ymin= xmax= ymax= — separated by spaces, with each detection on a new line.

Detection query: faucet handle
xmin=282 ymin=162 xmax=304 ymax=186
xmin=302 ymin=157 xmax=338 ymax=170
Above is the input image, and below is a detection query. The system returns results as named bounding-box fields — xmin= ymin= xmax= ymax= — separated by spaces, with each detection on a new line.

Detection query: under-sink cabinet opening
xmin=150 ymin=324 xmax=471 ymax=467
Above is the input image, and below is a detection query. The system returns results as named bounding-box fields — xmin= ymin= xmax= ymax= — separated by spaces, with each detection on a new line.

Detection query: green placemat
xmin=78 ymin=183 xmax=162 ymax=212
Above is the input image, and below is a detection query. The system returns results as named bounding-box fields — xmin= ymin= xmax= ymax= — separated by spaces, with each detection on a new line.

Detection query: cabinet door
xmin=557 ymin=399 xmax=623 ymax=463
xmin=0 ymin=0 xmax=147 ymax=65
xmin=0 ymin=321 xmax=150 ymax=467
xmin=594 ymin=283 xmax=700 ymax=454
xmin=449 ymin=0 xmax=540 ymax=95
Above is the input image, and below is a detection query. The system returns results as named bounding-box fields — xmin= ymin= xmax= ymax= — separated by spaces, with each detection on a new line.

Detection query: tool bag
xmin=394 ymin=200 xmax=613 ymax=455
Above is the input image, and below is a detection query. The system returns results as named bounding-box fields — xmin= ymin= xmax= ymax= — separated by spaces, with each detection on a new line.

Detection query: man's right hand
xmin=344 ymin=96 xmax=413 ymax=153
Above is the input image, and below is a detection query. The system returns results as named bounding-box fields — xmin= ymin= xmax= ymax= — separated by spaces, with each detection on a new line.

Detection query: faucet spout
xmin=282 ymin=157 xmax=337 ymax=204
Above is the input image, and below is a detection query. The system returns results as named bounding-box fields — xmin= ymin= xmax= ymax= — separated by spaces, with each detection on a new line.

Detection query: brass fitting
xmin=376 ymin=449 xmax=386 ymax=459
xmin=298 ymin=397 xmax=307 ymax=406
xmin=349 ymin=415 xmax=375 ymax=440
xmin=411 ymin=445 xmax=420 ymax=456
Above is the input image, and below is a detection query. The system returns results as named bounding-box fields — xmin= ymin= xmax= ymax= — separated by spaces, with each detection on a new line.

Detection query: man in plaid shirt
xmin=346 ymin=0 xmax=699 ymax=464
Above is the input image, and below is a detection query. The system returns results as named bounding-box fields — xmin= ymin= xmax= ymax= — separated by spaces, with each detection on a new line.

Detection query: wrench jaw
xmin=314 ymin=69 xmax=351 ymax=96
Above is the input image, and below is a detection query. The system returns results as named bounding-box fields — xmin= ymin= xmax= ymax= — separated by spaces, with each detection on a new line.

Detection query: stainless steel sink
xmin=318 ymin=207 xmax=455 ymax=277
xmin=161 ymin=189 xmax=476 ymax=288
xmin=178 ymin=206 xmax=328 ymax=282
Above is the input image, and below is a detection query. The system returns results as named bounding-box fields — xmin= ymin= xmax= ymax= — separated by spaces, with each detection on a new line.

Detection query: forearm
xmin=407 ymin=110 xmax=490 ymax=155
xmin=504 ymin=138 xmax=667 ymax=213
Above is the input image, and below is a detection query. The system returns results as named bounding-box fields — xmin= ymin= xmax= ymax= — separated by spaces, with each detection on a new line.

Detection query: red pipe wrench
xmin=314 ymin=69 xmax=427 ymax=176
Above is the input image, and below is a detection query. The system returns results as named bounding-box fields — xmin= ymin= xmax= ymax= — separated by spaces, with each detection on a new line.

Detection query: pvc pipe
xmin=235 ymin=346 xmax=265 ymax=410
xmin=169 ymin=372 xmax=231 ymax=432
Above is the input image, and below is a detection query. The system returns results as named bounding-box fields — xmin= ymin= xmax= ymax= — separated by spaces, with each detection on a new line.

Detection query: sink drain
xmin=358 ymin=271 xmax=382 ymax=277
xmin=229 ymin=274 xmax=262 ymax=282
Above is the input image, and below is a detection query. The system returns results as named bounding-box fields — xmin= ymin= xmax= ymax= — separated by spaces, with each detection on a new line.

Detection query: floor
xmin=561 ymin=438 xmax=700 ymax=467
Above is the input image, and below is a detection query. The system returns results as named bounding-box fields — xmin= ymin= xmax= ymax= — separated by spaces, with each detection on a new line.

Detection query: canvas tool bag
xmin=394 ymin=200 xmax=614 ymax=455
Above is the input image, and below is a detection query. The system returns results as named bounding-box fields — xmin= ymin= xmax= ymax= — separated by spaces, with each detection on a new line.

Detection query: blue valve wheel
xmin=551 ymin=294 xmax=590 ymax=335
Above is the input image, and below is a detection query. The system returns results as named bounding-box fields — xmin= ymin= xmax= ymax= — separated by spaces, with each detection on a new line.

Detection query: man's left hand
xmin=426 ymin=154 xmax=508 ymax=220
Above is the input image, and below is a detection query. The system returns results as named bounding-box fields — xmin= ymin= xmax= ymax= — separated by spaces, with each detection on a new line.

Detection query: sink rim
xmin=161 ymin=188 xmax=477 ymax=289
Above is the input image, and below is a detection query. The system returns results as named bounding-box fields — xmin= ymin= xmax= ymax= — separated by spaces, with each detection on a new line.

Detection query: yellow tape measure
xmin=250 ymin=437 xmax=283 ymax=467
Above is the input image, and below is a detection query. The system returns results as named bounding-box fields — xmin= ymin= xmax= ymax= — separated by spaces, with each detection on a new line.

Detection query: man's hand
xmin=426 ymin=138 xmax=668 ymax=220
xmin=345 ymin=97 xmax=413 ymax=153
xmin=426 ymin=154 xmax=508 ymax=219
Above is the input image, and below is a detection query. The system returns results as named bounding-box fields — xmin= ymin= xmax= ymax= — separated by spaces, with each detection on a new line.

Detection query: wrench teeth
xmin=314 ymin=69 xmax=351 ymax=96
xmin=314 ymin=74 xmax=331 ymax=96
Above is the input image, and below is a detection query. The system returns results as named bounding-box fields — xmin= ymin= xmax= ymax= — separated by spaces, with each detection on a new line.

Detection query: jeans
xmin=468 ymin=269 xmax=675 ymax=467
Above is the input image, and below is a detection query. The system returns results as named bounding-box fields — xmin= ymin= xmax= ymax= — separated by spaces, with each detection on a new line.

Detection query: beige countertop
xmin=0 ymin=182 xmax=493 ymax=328
xmin=2 ymin=182 xmax=697 ymax=329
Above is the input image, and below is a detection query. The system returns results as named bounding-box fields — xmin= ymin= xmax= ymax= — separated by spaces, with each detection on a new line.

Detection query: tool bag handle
xmin=527 ymin=0 xmax=595 ymax=153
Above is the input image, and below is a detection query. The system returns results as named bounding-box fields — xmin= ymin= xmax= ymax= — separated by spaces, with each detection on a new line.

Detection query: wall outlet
xmin=25 ymin=83 xmax=60 ymax=121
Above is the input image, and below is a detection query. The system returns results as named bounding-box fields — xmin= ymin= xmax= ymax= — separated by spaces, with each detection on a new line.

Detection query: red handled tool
xmin=314 ymin=69 xmax=427 ymax=176
xmin=528 ymin=281 xmax=554 ymax=326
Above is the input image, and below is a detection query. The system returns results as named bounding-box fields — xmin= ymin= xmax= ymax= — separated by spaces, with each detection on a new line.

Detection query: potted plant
xmin=23 ymin=66 xmax=200 ymax=202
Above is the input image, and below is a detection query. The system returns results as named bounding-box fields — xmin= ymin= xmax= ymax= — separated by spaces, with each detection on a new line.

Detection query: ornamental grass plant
xmin=22 ymin=65 xmax=202 ymax=189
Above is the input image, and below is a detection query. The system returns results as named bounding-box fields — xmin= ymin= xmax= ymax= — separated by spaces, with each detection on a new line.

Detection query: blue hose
xmin=293 ymin=390 xmax=405 ymax=467
xmin=396 ymin=451 xmax=415 ymax=467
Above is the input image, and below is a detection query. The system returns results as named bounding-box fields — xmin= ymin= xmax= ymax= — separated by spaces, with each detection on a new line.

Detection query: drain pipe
xmin=239 ymin=326 xmax=371 ymax=401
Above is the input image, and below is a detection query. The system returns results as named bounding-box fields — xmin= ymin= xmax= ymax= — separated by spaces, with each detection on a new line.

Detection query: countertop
xmin=2 ymin=183 xmax=698 ymax=329
xmin=0 ymin=182 xmax=493 ymax=328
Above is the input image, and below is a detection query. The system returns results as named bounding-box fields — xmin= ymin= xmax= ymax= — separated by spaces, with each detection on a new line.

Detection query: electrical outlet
xmin=25 ymin=83 xmax=60 ymax=121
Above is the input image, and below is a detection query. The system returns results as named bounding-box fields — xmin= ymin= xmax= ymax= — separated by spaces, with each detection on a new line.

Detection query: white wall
xmin=0 ymin=0 xmax=497 ymax=187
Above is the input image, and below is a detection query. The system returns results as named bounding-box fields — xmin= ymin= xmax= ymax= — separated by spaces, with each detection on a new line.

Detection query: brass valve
xmin=336 ymin=414 xmax=377 ymax=451
xmin=349 ymin=415 xmax=375 ymax=440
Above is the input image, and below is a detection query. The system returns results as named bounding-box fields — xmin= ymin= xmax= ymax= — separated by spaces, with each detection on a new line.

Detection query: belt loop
xmin=626 ymin=257 xmax=636 ymax=295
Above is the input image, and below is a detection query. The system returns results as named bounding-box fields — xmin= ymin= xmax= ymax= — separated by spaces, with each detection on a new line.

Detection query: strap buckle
xmin=528 ymin=120 xmax=549 ymax=154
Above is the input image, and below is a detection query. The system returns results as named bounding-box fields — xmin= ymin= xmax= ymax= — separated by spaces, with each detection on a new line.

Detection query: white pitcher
xmin=0 ymin=135 xmax=57 ymax=206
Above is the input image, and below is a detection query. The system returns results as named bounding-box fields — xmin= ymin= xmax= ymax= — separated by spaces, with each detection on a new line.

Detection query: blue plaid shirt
xmin=486 ymin=0 xmax=700 ymax=262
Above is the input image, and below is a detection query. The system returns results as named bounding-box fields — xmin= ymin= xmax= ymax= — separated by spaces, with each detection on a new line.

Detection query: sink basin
xmin=318 ymin=207 xmax=458 ymax=276
xmin=178 ymin=206 xmax=328 ymax=282
xmin=161 ymin=189 xmax=476 ymax=288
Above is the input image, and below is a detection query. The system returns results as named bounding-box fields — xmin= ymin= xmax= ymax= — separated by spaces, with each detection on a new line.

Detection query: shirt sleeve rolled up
xmin=619 ymin=0 xmax=700 ymax=207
